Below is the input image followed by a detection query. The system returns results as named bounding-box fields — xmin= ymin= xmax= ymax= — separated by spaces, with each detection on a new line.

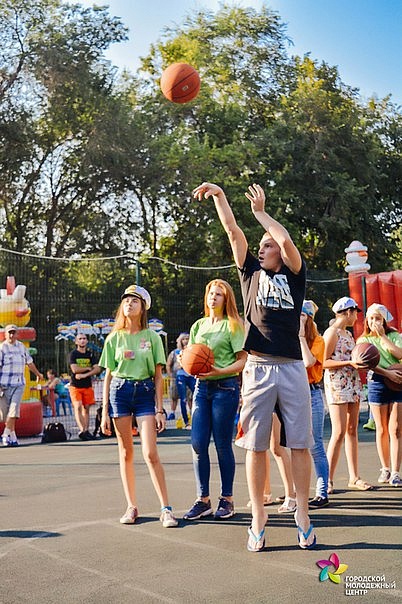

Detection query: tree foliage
xmin=0 ymin=0 xmax=129 ymax=255
xmin=133 ymin=5 xmax=399 ymax=274
xmin=0 ymin=0 xmax=401 ymax=276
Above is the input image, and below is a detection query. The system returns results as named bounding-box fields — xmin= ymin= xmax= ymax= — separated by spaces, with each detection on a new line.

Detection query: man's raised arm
xmin=193 ymin=182 xmax=248 ymax=268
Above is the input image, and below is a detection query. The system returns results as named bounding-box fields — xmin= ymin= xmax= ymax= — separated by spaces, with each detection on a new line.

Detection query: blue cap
xmin=302 ymin=300 xmax=318 ymax=318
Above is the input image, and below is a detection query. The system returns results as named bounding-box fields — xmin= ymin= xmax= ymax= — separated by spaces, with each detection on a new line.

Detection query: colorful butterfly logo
xmin=317 ymin=553 xmax=348 ymax=583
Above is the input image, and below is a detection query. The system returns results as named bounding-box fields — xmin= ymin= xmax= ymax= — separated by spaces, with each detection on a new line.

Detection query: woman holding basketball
xmin=357 ymin=304 xmax=402 ymax=487
xmin=183 ymin=279 xmax=246 ymax=521
xmin=323 ymin=296 xmax=373 ymax=492
xmin=100 ymin=285 xmax=178 ymax=528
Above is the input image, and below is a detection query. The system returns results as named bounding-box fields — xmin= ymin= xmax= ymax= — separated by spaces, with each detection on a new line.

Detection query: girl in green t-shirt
xmin=183 ymin=279 xmax=247 ymax=523
xmin=99 ymin=284 xmax=178 ymax=528
xmin=357 ymin=303 xmax=402 ymax=487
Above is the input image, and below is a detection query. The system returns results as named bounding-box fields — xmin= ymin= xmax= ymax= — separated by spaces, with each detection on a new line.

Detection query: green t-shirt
xmin=99 ymin=329 xmax=166 ymax=380
xmin=360 ymin=331 xmax=402 ymax=369
xmin=189 ymin=316 xmax=244 ymax=380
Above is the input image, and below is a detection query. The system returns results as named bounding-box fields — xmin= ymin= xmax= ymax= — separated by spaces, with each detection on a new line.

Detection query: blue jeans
xmin=310 ymin=385 xmax=329 ymax=497
xmin=191 ymin=377 xmax=240 ymax=498
xmin=176 ymin=372 xmax=196 ymax=425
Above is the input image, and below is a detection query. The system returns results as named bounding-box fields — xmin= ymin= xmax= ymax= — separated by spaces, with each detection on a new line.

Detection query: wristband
xmin=156 ymin=411 xmax=164 ymax=415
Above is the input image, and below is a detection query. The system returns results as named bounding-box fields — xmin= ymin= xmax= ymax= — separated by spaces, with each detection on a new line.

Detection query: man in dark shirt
xmin=193 ymin=181 xmax=316 ymax=552
xmin=69 ymin=333 xmax=100 ymax=441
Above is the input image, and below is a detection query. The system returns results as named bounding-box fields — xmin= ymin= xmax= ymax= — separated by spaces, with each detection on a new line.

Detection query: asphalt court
xmin=0 ymin=418 xmax=401 ymax=604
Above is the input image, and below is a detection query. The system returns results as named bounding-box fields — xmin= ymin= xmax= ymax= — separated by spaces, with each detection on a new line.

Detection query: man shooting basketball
xmin=192 ymin=182 xmax=316 ymax=552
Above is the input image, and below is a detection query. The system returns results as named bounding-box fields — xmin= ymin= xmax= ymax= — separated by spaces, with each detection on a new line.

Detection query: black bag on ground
xmin=93 ymin=406 xmax=116 ymax=438
xmin=41 ymin=422 xmax=69 ymax=443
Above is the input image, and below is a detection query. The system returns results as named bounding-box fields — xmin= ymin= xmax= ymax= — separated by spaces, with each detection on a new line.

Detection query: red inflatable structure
xmin=345 ymin=241 xmax=402 ymax=338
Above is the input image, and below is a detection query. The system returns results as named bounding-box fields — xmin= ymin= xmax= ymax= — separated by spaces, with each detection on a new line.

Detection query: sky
xmin=75 ymin=0 xmax=402 ymax=104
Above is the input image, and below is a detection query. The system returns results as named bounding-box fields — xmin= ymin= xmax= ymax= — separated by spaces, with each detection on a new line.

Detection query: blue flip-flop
xmin=297 ymin=523 xmax=317 ymax=550
xmin=247 ymin=526 xmax=266 ymax=552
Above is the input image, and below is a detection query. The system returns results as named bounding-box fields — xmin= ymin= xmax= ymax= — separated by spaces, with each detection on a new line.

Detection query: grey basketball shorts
xmin=235 ymin=355 xmax=313 ymax=451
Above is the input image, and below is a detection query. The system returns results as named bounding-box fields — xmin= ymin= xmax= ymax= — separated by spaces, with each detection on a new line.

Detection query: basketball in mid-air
xmin=181 ymin=343 xmax=214 ymax=375
xmin=160 ymin=63 xmax=200 ymax=104
xmin=351 ymin=342 xmax=380 ymax=369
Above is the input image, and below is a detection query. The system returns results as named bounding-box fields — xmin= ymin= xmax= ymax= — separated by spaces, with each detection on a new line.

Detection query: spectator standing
xmin=165 ymin=341 xmax=179 ymax=420
xmin=100 ymin=285 xmax=178 ymax=528
xmin=0 ymin=324 xmax=43 ymax=447
xmin=357 ymin=304 xmax=402 ymax=487
xmin=323 ymin=297 xmax=373 ymax=492
xmin=175 ymin=333 xmax=195 ymax=429
xmin=69 ymin=333 xmax=100 ymax=440
xmin=183 ymin=279 xmax=246 ymax=522
xmin=166 ymin=333 xmax=195 ymax=425
xmin=299 ymin=300 xmax=329 ymax=508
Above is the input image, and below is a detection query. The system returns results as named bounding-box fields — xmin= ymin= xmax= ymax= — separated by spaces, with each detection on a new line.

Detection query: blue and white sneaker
xmin=214 ymin=497 xmax=235 ymax=520
xmin=390 ymin=473 xmax=402 ymax=487
xmin=183 ymin=499 xmax=213 ymax=520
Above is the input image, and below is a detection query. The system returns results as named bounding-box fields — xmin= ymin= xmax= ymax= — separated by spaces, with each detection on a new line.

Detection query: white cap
xmin=332 ymin=297 xmax=361 ymax=314
xmin=121 ymin=285 xmax=151 ymax=310
xmin=366 ymin=303 xmax=393 ymax=323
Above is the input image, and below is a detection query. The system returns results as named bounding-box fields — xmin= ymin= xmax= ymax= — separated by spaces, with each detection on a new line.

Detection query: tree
xmin=0 ymin=0 xmax=129 ymax=256
xmin=137 ymin=6 xmax=401 ymax=273
xmin=250 ymin=56 xmax=401 ymax=272
xmin=1 ymin=1 xmax=400 ymax=276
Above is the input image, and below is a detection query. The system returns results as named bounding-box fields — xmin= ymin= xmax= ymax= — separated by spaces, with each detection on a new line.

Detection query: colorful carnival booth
xmin=0 ymin=276 xmax=42 ymax=436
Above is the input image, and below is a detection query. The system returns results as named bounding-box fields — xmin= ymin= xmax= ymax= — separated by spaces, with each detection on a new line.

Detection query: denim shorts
xmin=108 ymin=377 xmax=156 ymax=418
xmin=368 ymin=372 xmax=402 ymax=405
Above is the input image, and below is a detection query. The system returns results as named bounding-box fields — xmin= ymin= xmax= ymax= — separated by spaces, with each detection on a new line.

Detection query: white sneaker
xmin=2 ymin=435 xmax=11 ymax=447
xmin=160 ymin=507 xmax=178 ymax=528
xmin=119 ymin=506 xmax=138 ymax=524
xmin=378 ymin=468 xmax=391 ymax=483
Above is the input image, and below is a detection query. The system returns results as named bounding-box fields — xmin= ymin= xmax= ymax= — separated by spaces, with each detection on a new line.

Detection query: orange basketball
xmin=160 ymin=63 xmax=200 ymax=104
xmin=181 ymin=343 xmax=214 ymax=375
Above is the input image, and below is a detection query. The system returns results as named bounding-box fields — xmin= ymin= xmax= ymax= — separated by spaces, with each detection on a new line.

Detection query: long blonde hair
xmin=111 ymin=297 xmax=148 ymax=333
xmin=203 ymin=279 xmax=243 ymax=334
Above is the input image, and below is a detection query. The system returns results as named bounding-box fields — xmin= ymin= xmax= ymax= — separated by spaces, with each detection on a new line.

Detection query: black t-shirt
xmin=69 ymin=349 xmax=95 ymax=389
xmin=238 ymin=249 xmax=306 ymax=359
